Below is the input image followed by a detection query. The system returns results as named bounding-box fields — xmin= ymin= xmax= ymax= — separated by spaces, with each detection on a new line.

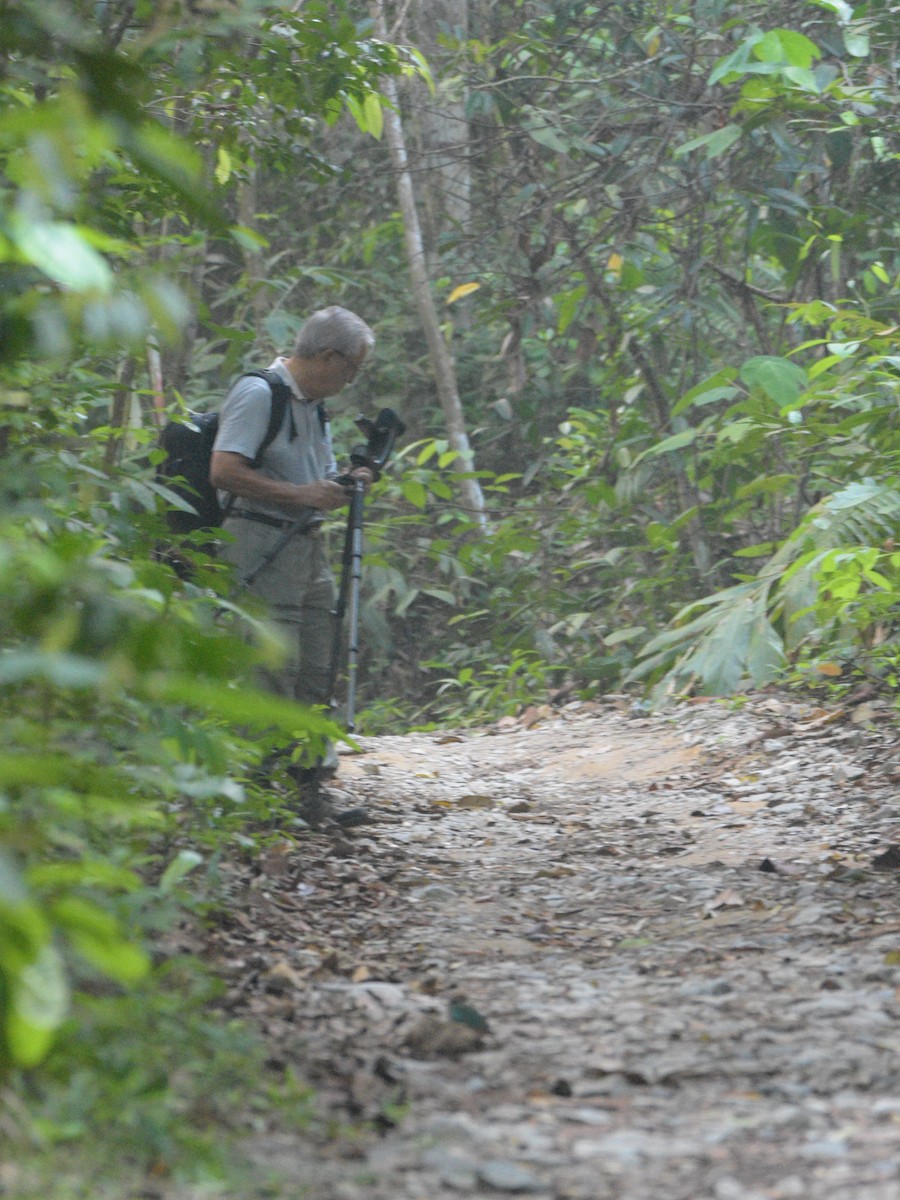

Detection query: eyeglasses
xmin=330 ymin=349 xmax=366 ymax=379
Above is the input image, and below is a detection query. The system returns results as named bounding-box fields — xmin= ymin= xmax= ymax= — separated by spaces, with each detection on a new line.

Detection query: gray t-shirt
xmin=213 ymin=358 xmax=338 ymax=521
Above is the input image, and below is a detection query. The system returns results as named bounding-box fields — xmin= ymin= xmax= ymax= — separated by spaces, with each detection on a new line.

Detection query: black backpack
xmin=157 ymin=369 xmax=295 ymax=535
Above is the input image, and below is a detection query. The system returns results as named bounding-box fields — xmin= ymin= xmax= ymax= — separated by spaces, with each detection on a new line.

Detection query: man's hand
xmin=210 ymin=450 xmax=354 ymax=513
xmin=303 ymin=478 xmax=354 ymax=511
xmin=335 ymin=466 xmax=375 ymax=489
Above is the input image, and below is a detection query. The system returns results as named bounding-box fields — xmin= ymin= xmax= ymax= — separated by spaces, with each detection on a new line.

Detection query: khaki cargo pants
xmin=221 ymin=516 xmax=338 ymax=771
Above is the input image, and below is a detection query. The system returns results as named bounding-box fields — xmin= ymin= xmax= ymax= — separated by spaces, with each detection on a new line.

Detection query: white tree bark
xmin=372 ymin=3 xmax=487 ymax=529
xmin=405 ymin=0 xmax=472 ymax=236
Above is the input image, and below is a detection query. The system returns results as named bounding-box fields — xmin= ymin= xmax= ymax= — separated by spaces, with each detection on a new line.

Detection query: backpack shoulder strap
xmin=218 ymin=370 xmax=295 ymax=524
xmin=241 ymin=368 xmax=297 ymax=458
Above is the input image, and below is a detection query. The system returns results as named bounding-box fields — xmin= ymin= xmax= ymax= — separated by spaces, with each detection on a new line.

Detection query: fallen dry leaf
xmin=707 ymin=888 xmax=745 ymax=911
xmin=455 ymin=794 xmax=495 ymax=809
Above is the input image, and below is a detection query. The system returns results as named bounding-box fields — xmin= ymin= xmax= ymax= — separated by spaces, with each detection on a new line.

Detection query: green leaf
xmin=362 ymin=92 xmax=384 ymax=140
xmin=603 ymin=626 xmax=646 ymax=646
xmin=449 ymin=1000 xmax=490 ymax=1032
xmin=673 ymin=124 xmax=741 ymax=160
xmin=690 ymin=597 xmax=755 ymax=694
xmin=555 ymin=285 xmax=586 ymax=333
xmin=401 ymin=479 xmax=428 ymax=508
xmin=393 ymin=587 xmax=420 ymax=617
xmin=646 ymin=521 xmax=677 ymax=550
xmin=827 ymin=479 xmax=891 ymax=511
xmin=817 ymin=0 xmax=853 ymax=19
xmin=716 ymin=419 xmax=756 ymax=446
xmin=780 ymin=562 xmax=819 ymax=651
xmin=672 ymin=384 xmax=739 ymax=416
xmin=640 ymin=428 xmax=698 ymax=460
xmin=230 ymin=225 xmax=269 ymax=251
xmin=0 ymin=649 xmax=107 ymax=689
xmin=781 ymin=66 xmax=821 ymax=93
xmin=421 ymin=588 xmax=457 ymax=606
xmin=6 ymin=943 xmax=69 ymax=1067
xmin=0 ymin=750 xmax=122 ymax=793
xmin=159 ymin=850 xmax=204 ymax=894
xmin=735 ymin=476 xmax=795 ymax=500
xmin=12 ymin=219 xmax=112 ymax=291
xmin=144 ymin=675 xmax=345 ymax=740
xmin=739 ymin=356 xmax=807 ymax=405
xmin=404 ymin=47 xmax=435 ymax=94
xmin=523 ymin=111 xmax=572 ymax=155
xmin=745 ymin=602 xmax=785 ymax=684
xmin=753 ymin=30 xmax=821 ymax=69
xmin=215 ymin=145 xmax=232 ymax=185
xmin=708 ymin=37 xmax=762 ymax=86
xmin=51 ymin=897 xmax=149 ymax=984
xmin=28 ymin=861 xmax=141 ymax=893
xmin=345 ymin=93 xmax=385 ymax=139
xmin=143 ymin=478 xmax=199 ymax=514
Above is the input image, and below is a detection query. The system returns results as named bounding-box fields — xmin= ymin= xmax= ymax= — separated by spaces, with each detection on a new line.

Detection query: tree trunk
xmin=103 ymin=355 xmax=138 ymax=469
xmin=404 ymin=0 xmax=472 ymax=240
xmin=371 ymin=3 xmax=487 ymax=529
xmin=145 ymin=336 xmax=165 ymax=429
xmin=238 ymin=171 xmax=268 ymax=332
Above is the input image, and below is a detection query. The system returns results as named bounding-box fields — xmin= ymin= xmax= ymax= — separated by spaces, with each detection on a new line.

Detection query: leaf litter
xmin=169 ymin=691 xmax=899 ymax=1199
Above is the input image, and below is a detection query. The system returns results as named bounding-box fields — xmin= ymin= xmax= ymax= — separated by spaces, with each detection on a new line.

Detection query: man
xmin=209 ymin=305 xmax=375 ymax=826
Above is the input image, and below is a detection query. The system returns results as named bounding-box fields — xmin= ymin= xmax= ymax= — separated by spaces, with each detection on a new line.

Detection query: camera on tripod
xmin=337 ymin=407 xmax=406 ymax=485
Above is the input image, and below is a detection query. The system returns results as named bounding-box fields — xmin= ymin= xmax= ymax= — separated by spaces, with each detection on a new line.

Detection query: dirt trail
xmin=205 ymin=693 xmax=900 ymax=1200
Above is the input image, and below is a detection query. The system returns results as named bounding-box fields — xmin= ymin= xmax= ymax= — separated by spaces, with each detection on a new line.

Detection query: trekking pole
xmin=328 ymin=408 xmax=405 ymax=732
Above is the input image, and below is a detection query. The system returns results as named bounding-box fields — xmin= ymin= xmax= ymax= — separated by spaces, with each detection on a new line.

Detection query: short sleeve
xmin=213 ymin=376 xmax=273 ymax=459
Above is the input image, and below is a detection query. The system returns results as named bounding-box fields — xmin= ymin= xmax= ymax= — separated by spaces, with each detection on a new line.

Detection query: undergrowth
xmin=2 ymin=977 xmax=315 ymax=1198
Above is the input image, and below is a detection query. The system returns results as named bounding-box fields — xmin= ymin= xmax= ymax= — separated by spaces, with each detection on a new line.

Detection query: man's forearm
xmin=209 ymin=451 xmax=350 ymax=512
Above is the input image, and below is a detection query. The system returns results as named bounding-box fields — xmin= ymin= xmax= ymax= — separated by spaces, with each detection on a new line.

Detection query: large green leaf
xmin=145 ymin=674 xmax=348 ymax=740
xmin=673 ymin=124 xmax=742 ymax=160
xmin=51 ymin=897 xmax=149 ymax=985
xmin=158 ymin=850 xmax=204 ymax=895
xmin=11 ymin=220 xmax=113 ymax=291
xmin=0 ymin=751 xmax=124 ymax=793
xmin=754 ymin=30 xmax=821 ymax=69
xmin=686 ymin=598 xmax=755 ymax=695
xmin=27 ymin=861 xmax=142 ymax=893
xmin=745 ymin=599 xmax=786 ymax=683
xmin=638 ymin=428 xmax=698 ymax=461
xmin=4 ymin=942 xmax=69 ymax=1068
xmin=671 ymin=374 xmax=739 ymax=416
xmin=739 ymin=356 xmax=808 ymax=406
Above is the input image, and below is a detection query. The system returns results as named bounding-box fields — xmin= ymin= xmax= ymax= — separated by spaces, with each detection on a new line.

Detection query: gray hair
xmin=292 ymin=306 xmax=375 ymax=360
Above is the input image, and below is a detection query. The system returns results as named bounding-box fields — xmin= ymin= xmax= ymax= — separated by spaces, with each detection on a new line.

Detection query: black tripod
xmin=328 ymin=408 xmax=405 ymax=732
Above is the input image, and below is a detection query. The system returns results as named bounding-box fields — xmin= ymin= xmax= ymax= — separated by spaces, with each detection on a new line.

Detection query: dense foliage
xmin=0 ymin=0 xmax=411 ymax=1183
xmin=0 ymin=0 xmax=897 ymax=1187
xmin=309 ymin=0 xmax=898 ymax=716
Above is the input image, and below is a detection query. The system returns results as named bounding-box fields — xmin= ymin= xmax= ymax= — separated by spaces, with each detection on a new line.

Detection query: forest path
xmin=206 ymin=693 xmax=899 ymax=1200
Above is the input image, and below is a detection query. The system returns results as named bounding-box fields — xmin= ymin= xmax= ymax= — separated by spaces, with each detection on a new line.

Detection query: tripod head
xmin=348 ymin=407 xmax=406 ymax=480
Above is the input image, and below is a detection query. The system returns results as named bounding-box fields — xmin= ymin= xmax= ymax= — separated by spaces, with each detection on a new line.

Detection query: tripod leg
xmin=344 ymin=487 xmax=365 ymax=732
xmin=328 ymin=481 xmax=366 ymax=728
